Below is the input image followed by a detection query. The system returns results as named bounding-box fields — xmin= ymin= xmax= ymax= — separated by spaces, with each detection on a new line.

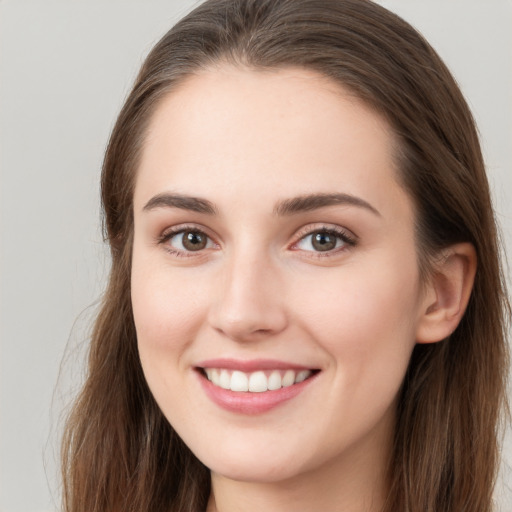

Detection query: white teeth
xmin=204 ymin=368 xmax=314 ymax=392
xmin=230 ymin=371 xmax=249 ymax=392
xmin=295 ymin=370 xmax=310 ymax=383
xmin=248 ymin=371 xmax=267 ymax=392
xmin=267 ymin=370 xmax=282 ymax=390
xmin=282 ymin=370 xmax=295 ymax=387
xmin=219 ymin=369 xmax=230 ymax=389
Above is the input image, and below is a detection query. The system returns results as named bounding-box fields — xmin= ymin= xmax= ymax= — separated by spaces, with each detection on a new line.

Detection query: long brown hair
xmin=61 ymin=1 xmax=510 ymax=511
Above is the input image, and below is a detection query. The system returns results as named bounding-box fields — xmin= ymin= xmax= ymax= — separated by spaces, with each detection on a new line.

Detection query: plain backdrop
xmin=0 ymin=1 xmax=510 ymax=511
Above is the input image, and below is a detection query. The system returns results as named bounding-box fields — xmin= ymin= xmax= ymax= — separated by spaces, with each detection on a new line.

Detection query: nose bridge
xmin=209 ymin=242 xmax=287 ymax=340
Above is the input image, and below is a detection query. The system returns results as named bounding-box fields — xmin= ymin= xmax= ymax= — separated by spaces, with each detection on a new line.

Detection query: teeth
xmin=204 ymin=368 xmax=313 ymax=392
xmin=267 ymin=370 xmax=282 ymax=390
xmin=295 ymin=370 xmax=310 ymax=383
xmin=248 ymin=371 xmax=267 ymax=392
xmin=230 ymin=371 xmax=249 ymax=392
xmin=219 ymin=369 xmax=231 ymax=390
xmin=282 ymin=370 xmax=295 ymax=387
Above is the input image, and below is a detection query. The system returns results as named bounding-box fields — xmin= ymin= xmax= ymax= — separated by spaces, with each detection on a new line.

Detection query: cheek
xmin=131 ymin=257 xmax=208 ymax=367
xmin=131 ymin=261 xmax=213 ymax=425
xmin=291 ymin=257 xmax=420 ymax=396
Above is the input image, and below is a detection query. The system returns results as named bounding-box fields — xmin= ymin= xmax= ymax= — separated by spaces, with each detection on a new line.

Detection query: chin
xmin=206 ymin=455 xmax=306 ymax=483
xmin=188 ymin=433 xmax=322 ymax=484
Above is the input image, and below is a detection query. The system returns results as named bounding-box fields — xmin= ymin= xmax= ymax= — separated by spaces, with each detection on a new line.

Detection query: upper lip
xmin=195 ymin=358 xmax=318 ymax=372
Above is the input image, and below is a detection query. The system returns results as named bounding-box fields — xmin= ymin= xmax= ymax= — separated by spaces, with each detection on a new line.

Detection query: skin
xmin=131 ymin=66 xmax=475 ymax=512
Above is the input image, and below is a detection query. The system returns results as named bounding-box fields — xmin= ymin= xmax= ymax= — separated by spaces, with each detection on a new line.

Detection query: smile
xmin=196 ymin=360 xmax=320 ymax=414
xmin=203 ymin=368 xmax=313 ymax=393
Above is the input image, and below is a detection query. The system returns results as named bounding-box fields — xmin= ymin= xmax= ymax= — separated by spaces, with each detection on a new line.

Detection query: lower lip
xmin=197 ymin=371 xmax=318 ymax=415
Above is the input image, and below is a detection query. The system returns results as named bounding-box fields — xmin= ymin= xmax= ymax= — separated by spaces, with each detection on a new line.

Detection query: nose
xmin=208 ymin=249 xmax=288 ymax=342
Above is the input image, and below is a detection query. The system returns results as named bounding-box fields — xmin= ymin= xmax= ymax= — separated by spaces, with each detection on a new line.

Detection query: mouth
xmin=194 ymin=359 xmax=320 ymax=414
xmin=197 ymin=367 xmax=318 ymax=393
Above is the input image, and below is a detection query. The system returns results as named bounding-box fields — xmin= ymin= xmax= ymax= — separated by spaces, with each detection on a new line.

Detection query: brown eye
xmin=294 ymin=228 xmax=354 ymax=254
xmin=311 ymin=232 xmax=337 ymax=251
xmin=181 ymin=231 xmax=208 ymax=251
xmin=165 ymin=229 xmax=214 ymax=253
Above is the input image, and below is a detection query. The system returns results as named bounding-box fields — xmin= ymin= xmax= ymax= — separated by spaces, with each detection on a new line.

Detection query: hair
xmin=61 ymin=1 xmax=510 ymax=511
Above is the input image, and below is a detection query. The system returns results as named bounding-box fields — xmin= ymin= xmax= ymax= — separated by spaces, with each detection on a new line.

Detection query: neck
xmin=206 ymin=417 xmax=392 ymax=512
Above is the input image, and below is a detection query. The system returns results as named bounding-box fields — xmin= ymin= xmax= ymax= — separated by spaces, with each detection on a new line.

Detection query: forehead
xmin=134 ymin=65 xmax=407 ymax=218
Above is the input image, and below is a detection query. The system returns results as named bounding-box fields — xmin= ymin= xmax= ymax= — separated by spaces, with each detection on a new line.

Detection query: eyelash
xmin=156 ymin=224 xmax=357 ymax=259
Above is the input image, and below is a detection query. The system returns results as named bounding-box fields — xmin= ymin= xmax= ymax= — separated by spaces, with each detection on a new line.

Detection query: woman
xmin=61 ymin=0 xmax=510 ymax=511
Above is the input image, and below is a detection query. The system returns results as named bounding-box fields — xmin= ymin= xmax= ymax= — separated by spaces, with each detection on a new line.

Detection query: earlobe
xmin=416 ymin=243 xmax=477 ymax=344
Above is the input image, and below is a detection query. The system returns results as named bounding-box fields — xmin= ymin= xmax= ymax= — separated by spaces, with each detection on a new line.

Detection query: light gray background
xmin=1 ymin=1 xmax=510 ymax=511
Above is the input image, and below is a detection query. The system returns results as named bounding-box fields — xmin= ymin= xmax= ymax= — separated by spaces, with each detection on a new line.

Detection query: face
xmin=131 ymin=66 xmax=428 ymax=484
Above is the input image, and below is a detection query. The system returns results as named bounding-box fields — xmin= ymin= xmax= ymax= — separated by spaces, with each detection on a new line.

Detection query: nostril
xmin=210 ymin=309 xmax=289 ymax=342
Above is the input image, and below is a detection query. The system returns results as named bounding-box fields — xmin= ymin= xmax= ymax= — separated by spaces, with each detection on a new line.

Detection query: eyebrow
xmin=273 ymin=193 xmax=381 ymax=217
xmin=142 ymin=192 xmax=380 ymax=217
xmin=143 ymin=193 xmax=217 ymax=214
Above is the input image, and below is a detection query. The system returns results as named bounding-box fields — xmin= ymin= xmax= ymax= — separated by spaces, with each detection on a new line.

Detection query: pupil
xmin=312 ymin=232 xmax=336 ymax=251
xmin=183 ymin=231 xmax=206 ymax=251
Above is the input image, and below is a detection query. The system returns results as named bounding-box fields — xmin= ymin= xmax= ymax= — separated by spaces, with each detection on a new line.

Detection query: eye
xmin=163 ymin=228 xmax=215 ymax=254
xmin=293 ymin=227 xmax=356 ymax=253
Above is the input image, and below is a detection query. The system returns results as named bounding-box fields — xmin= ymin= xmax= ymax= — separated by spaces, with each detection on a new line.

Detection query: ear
xmin=416 ymin=243 xmax=477 ymax=344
